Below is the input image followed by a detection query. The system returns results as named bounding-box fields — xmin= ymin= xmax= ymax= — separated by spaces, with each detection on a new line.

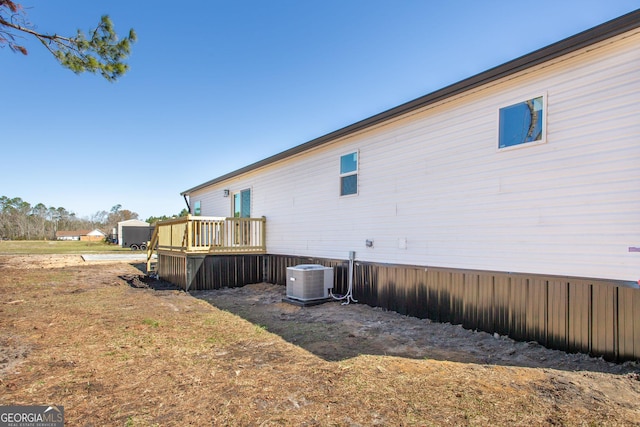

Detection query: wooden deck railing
xmin=146 ymin=215 xmax=266 ymax=272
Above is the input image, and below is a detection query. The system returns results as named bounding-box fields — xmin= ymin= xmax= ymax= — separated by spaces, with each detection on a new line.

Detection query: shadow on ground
xmin=184 ymin=283 xmax=639 ymax=377
xmin=118 ymin=269 xmax=640 ymax=376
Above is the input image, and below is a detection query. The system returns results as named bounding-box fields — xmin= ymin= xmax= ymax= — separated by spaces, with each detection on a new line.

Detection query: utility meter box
xmin=286 ymin=264 xmax=334 ymax=301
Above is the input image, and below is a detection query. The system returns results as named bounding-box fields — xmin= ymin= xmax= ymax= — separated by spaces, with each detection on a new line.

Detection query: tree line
xmin=0 ymin=196 xmax=187 ymax=241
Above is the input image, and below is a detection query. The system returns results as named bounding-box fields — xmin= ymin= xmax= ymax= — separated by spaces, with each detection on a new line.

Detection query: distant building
xmin=116 ymin=219 xmax=151 ymax=247
xmin=56 ymin=229 xmax=106 ymax=242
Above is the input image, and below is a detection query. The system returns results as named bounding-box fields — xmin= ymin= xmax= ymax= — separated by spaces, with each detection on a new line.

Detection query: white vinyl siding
xmin=190 ymin=30 xmax=640 ymax=282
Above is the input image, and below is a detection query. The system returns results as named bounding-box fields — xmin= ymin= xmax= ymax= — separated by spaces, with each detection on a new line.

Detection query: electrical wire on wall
xmin=330 ymin=251 xmax=357 ymax=305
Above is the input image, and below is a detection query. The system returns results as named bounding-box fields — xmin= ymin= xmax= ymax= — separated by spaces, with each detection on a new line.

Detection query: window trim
xmin=339 ymin=151 xmax=359 ymax=197
xmin=497 ymin=93 xmax=547 ymax=152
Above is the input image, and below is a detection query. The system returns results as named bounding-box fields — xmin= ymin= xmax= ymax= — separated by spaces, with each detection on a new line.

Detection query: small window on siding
xmin=193 ymin=200 xmax=201 ymax=216
xmin=340 ymin=152 xmax=358 ymax=196
xmin=498 ymin=95 xmax=546 ymax=149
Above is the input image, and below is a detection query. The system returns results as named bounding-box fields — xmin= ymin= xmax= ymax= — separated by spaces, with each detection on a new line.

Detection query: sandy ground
xmin=1 ymin=253 xmax=639 ymax=426
xmin=192 ymin=283 xmax=640 ymax=373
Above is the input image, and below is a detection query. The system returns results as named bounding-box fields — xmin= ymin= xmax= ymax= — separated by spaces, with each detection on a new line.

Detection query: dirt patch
xmin=192 ymin=283 xmax=636 ymax=372
xmin=1 ymin=254 xmax=639 ymax=426
xmin=0 ymin=253 xmax=89 ymax=269
xmin=0 ymin=334 xmax=31 ymax=378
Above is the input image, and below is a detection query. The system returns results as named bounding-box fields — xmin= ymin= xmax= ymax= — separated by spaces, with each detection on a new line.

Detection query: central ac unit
xmin=286 ymin=264 xmax=334 ymax=301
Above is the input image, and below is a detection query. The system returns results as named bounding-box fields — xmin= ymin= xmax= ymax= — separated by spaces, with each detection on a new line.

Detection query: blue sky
xmin=2 ymin=1 xmax=638 ymax=221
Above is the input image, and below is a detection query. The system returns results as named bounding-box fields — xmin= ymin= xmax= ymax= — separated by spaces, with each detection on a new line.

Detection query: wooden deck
xmin=147 ymin=215 xmax=266 ymax=272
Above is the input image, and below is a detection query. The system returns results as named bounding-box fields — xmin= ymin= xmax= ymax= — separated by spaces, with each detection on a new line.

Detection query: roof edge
xmin=182 ymin=9 xmax=640 ymax=196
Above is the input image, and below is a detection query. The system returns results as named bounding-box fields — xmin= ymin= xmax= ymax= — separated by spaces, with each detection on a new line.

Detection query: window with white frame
xmin=193 ymin=200 xmax=201 ymax=216
xmin=340 ymin=152 xmax=358 ymax=196
xmin=498 ymin=95 xmax=546 ymax=149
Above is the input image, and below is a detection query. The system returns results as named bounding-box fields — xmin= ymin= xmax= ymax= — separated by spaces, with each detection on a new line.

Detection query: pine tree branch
xmin=0 ymin=4 xmax=136 ymax=81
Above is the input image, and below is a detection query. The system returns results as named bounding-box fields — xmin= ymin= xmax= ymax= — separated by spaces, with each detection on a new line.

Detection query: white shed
xmin=117 ymin=219 xmax=149 ymax=246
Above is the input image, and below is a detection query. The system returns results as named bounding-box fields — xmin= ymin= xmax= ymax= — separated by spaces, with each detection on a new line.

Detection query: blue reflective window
xmin=340 ymin=152 xmax=358 ymax=174
xmin=340 ymin=152 xmax=358 ymax=196
xmin=341 ymin=175 xmax=357 ymax=196
xmin=233 ymin=189 xmax=251 ymax=218
xmin=499 ymin=96 xmax=544 ymax=149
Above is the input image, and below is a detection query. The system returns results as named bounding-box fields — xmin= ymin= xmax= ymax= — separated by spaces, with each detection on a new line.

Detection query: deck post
xmin=261 ymin=216 xmax=266 ymax=251
xmin=186 ymin=215 xmax=194 ymax=251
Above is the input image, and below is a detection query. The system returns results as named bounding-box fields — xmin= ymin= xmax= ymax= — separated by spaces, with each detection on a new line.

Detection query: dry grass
xmin=1 ymin=255 xmax=639 ymax=426
xmin=0 ymin=240 xmax=129 ymax=254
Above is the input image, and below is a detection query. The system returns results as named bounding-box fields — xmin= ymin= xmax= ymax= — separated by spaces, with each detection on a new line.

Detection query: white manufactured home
xmin=153 ymin=10 xmax=640 ymax=361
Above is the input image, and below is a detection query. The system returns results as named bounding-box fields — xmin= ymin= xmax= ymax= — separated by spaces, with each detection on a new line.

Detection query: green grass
xmin=142 ymin=318 xmax=160 ymax=328
xmin=0 ymin=240 xmax=132 ymax=254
